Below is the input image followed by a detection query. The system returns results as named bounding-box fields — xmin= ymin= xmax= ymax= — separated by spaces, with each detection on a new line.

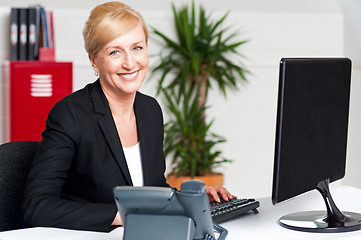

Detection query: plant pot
xmin=167 ymin=172 xmax=224 ymax=190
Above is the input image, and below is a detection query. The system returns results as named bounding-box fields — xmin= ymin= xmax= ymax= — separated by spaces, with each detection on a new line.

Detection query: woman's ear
xmin=89 ymin=54 xmax=99 ymax=73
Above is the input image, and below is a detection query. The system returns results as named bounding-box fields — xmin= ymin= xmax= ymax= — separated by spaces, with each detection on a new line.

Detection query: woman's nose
xmin=122 ymin=53 xmax=135 ymax=70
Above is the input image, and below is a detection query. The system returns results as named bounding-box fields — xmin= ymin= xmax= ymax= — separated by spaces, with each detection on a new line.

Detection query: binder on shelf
xmin=27 ymin=7 xmax=40 ymax=60
xmin=10 ymin=8 xmax=19 ymax=60
xmin=40 ymin=7 xmax=48 ymax=48
xmin=34 ymin=5 xmax=42 ymax=60
xmin=9 ymin=5 xmax=54 ymax=61
xmin=39 ymin=8 xmax=55 ymax=61
xmin=18 ymin=8 xmax=28 ymax=61
xmin=46 ymin=10 xmax=54 ymax=49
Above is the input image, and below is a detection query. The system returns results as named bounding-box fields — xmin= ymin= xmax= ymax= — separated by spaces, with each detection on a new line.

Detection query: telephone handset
xmin=113 ymin=180 xmax=228 ymax=240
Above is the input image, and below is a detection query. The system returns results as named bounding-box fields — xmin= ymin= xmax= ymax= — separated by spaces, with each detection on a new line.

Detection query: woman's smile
xmin=118 ymin=70 xmax=139 ymax=81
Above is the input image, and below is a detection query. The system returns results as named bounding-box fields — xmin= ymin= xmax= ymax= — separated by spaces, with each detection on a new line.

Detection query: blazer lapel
xmin=89 ymin=80 xmax=132 ymax=185
xmin=134 ymin=93 xmax=151 ymax=186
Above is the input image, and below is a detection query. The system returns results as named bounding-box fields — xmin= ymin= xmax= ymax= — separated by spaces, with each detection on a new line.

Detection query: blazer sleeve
xmin=22 ymin=97 xmax=118 ymax=232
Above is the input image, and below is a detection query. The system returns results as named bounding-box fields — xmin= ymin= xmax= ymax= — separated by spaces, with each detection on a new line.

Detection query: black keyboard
xmin=210 ymin=198 xmax=260 ymax=223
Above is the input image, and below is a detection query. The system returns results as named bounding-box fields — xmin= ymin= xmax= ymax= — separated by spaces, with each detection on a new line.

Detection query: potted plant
xmin=151 ymin=1 xmax=249 ymax=189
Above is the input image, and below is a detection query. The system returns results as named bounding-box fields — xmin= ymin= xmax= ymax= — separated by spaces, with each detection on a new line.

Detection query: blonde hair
xmin=83 ymin=2 xmax=148 ymax=57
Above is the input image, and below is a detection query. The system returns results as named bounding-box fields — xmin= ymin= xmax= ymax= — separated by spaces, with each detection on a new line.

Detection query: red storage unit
xmin=3 ymin=61 xmax=72 ymax=142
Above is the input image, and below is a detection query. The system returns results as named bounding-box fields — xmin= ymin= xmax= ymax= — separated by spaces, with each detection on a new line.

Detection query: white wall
xmin=0 ymin=0 xmax=360 ymax=198
xmin=339 ymin=0 xmax=361 ymax=190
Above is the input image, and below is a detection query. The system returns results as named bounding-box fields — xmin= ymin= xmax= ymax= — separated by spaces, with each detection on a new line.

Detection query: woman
xmin=23 ymin=2 xmax=234 ymax=232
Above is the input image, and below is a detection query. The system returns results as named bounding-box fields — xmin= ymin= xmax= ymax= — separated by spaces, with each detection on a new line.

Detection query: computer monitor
xmin=272 ymin=58 xmax=361 ymax=232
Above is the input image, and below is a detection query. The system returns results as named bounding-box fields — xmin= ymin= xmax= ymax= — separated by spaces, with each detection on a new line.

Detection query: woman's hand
xmin=112 ymin=211 xmax=123 ymax=226
xmin=206 ymin=186 xmax=236 ymax=202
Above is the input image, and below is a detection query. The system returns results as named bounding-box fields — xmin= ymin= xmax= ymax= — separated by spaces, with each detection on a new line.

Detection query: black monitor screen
xmin=272 ymin=58 xmax=352 ymax=205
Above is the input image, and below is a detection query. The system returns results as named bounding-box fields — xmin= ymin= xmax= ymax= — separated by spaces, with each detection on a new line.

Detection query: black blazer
xmin=23 ymin=80 xmax=169 ymax=232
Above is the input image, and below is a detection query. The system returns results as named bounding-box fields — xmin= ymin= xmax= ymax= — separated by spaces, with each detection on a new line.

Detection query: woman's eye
xmin=110 ymin=50 xmax=120 ymax=56
xmin=133 ymin=46 xmax=143 ymax=51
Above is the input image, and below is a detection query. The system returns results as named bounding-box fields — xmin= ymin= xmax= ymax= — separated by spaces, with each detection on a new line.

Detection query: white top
xmin=123 ymin=142 xmax=143 ymax=187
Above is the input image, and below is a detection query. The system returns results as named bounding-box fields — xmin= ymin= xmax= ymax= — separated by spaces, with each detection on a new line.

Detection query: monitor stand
xmin=279 ymin=179 xmax=361 ymax=233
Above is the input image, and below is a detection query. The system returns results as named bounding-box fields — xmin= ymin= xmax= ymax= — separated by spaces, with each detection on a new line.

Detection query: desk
xmin=222 ymin=185 xmax=361 ymax=240
xmin=1 ymin=185 xmax=360 ymax=240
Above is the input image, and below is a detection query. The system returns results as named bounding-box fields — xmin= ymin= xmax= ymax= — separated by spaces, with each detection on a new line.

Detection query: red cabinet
xmin=3 ymin=61 xmax=72 ymax=142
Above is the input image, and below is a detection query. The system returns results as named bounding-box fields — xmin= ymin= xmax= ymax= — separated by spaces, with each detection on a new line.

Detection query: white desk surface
xmin=1 ymin=185 xmax=360 ymax=240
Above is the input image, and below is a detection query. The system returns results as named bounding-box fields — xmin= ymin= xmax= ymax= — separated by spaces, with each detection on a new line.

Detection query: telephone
xmin=113 ymin=180 xmax=228 ymax=240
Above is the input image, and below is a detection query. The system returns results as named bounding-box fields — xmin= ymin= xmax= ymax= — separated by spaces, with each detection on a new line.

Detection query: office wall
xmin=0 ymin=0 xmax=360 ymax=197
xmin=339 ymin=0 xmax=361 ymax=190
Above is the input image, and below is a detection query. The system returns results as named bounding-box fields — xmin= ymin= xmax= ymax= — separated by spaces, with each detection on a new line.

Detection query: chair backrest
xmin=0 ymin=141 xmax=39 ymax=231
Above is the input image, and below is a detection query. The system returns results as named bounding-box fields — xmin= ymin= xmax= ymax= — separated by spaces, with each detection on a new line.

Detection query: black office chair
xmin=0 ymin=141 xmax=39 ymax=231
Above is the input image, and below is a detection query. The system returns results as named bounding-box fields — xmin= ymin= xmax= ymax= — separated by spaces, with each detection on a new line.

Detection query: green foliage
xmin=152 ymin=2 xmax=248 ymax=99
xmin=162 ymin=86 xmax=232 ymax=177
xmin=151 ymin=1 xmax=248 ymax=177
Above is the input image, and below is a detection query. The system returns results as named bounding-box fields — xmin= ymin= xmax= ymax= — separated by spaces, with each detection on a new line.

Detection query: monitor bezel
xmin=272 ymin=57 xmax=352 ymax=205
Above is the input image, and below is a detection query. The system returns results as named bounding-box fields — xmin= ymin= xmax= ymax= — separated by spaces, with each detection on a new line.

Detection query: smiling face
xmin=89 ymin=22 xmax=149 ymax=100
